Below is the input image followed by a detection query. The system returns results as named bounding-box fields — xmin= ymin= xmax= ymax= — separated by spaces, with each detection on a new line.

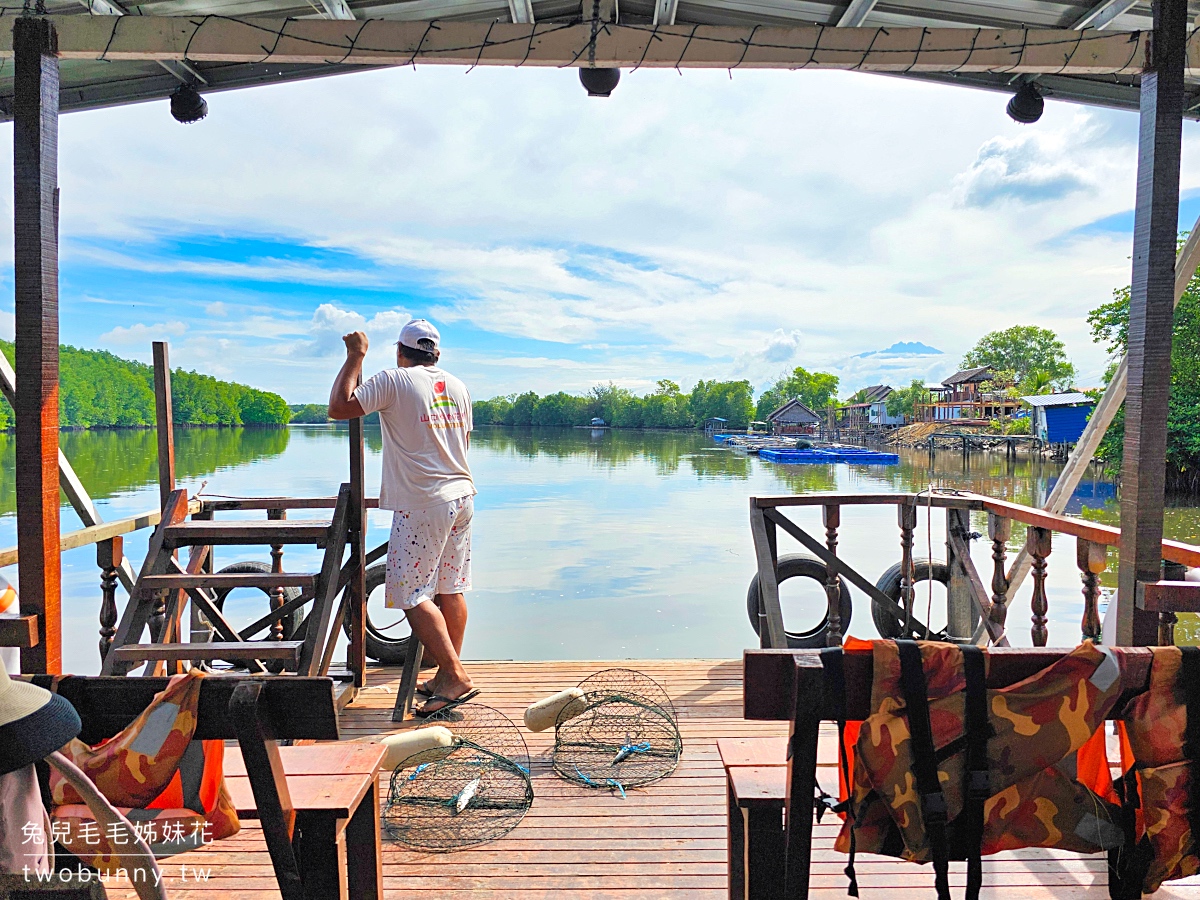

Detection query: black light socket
xmin=579 ymin=68 xmax=620 ymax=97
xmin=1006 ymin=82 xmax=1044 ymax=124
xmin=170 ymin=84 xmax=208 ymax=124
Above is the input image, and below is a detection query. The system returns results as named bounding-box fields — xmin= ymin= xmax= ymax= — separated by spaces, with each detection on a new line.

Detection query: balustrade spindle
xmin=988 ymin=514 xmax=1011 ymax=633
xmin=97 ymin=536 xmax=122 ymax=662
xmin=1076 ymin=538 xmax=1106 ymax=643
xmin=898 ymin=503 xmax=916 ymax=635
xmin=149 ymin=589 xmax=168 ymax=643
xmin=268 ymin=508 xmax=286 ymax=640
xmin=1028 ymin=526 xmax=1053 ymax=646
xmin=823 ymin=505 xmax=842 ymax=646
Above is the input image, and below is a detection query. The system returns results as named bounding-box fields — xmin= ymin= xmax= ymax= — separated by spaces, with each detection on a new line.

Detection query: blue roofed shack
xmin=1021 ymin=393 xmax=1095 ymax=445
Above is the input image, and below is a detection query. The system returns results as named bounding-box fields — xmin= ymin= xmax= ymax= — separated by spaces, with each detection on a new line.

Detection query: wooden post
xmin=152 ymin=341 xmax=176 ymax=511
xmin=945 ymin=508 xmax=976 ymax=640
xmin=988 ymin=514 xmax=1011 ymax=632
xmin=268 ymin=508 xmax=286 ymax=641
xmin=13 ymin=17 xmax=61 ymax=675
xmin=97 ymin=536 xmax=122 ymax=663
xmin=1116 ymin=0 xmax=1187 ymax=646
xmin=898 ymin=502 xmax=916 ymax=636
xmin=348 ymin=379 xmax=367 ymax=687
xmin=1028 ymin=526 xmax=1053 ymax=646
xmin=748 ymin=501 xmax=784 ymax=649
xmin=1077 ymin=538 xmax=1106 ymax=643
xmin=822 ymin=505 xmax=842 ymax=646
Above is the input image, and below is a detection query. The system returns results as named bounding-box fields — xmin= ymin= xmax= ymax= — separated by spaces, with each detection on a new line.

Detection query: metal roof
xmin=942 ymin=365 xmax=994 ymax=385
xmin=767 ymin=398 xmax=821 ymax=421
xmin=2 ymin=0 xmax=1199 ymax=121
xmin=1021 ymin=391 xmax=1094 ymax=406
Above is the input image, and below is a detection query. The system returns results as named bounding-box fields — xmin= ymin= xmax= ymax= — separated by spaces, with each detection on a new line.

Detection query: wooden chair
xmin=31 ymin=674 xmax=383 ymax=900
xmin=742 ymin=647 xmax=1155 ymax=899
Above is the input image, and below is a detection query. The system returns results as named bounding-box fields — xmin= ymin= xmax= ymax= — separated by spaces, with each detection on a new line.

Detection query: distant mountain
xmin=854 ymin=341 xmax=943 ymax=358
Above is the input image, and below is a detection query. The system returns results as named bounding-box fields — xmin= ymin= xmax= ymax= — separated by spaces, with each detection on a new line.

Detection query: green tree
xmin=886 ymin=379 xmax=932 ymax=419
xmin=1088 ymin=266 xmax=1200 ymax=491
xmin=691 ymin=379 xmax=754 ymax=428
xmin=532 ymin=392 xmax=590 ymax=426
xmin=504 ymin=391 xmax=539 ymax=426
xmin=588 ymin=383 xmax=636 ymax=425
xmin=755 ymin=367 xmax=840 ymax=420
xmin=961 ymin=325 xmax=1076 ymax=389
xmin=1 ymin=341 xmax=289 ymax=429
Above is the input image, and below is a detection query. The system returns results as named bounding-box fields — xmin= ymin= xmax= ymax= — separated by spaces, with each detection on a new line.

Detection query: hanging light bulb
xmin=1006 ymin=82 xmax=1044 ymax=124
xmin=170 ymin=84 xmax=208 ymax=124
xmin=579 ymin=68 xmax=620 ymax=97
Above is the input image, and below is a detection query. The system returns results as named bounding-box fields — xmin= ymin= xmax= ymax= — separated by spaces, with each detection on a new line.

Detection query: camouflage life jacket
xmin=1112 ymin=645 xmax=1200 ymax=897
xmin=832 ymin=640 xmax=1126 ymax=900
xmin=48 ymin=670 xmax=240 ymax=873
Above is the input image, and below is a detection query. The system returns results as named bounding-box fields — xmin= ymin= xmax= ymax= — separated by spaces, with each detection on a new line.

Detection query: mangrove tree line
xmin=0 ymin=341 xmax=291 ymax=429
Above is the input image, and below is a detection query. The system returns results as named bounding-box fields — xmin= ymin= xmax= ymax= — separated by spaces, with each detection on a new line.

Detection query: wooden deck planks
xmin=100 ymin=658 xmax=1200 ymax=899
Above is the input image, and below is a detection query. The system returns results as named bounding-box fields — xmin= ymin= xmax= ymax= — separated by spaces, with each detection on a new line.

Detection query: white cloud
xmin=99 ymin=321 xmax=187 ymax=346
xmin=0 ymin=310 xmax=12 ymax=341
xmin=306 ymin=304 xmax=410 ymax=360
xmin=0 ymin=66 xmax=1166 ymax=397
xmin=205 ymin=301 xmax=228 ymax=316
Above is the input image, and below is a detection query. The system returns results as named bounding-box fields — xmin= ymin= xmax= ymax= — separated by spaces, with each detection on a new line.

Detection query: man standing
xmin=328 ymin=319 xmax=477 ymax=716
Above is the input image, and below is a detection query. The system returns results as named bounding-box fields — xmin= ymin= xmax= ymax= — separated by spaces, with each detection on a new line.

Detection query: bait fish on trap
xmin=382 ymin=703 xmax=533 ymax=851
xmin=548 ymin=668 xmax=683 ymax=794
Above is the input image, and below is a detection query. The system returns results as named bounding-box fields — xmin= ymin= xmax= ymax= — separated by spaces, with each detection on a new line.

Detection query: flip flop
xmin=415 ymin=689 xmax=480 ymax=718
xmin=415 ymin=683 xmax=435 ymax=698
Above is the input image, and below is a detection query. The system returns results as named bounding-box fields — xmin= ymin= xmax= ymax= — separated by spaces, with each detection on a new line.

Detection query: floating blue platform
xmin=758 ymin=448 xmax=900 ymax=465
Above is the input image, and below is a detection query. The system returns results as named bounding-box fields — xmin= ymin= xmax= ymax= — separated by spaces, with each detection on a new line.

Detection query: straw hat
xmin=0 ymin=655 xmax=80 ymax=776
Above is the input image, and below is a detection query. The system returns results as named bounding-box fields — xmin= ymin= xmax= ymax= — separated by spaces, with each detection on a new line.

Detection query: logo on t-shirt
xmin=431 ymin=380 xmax=458 ymax=411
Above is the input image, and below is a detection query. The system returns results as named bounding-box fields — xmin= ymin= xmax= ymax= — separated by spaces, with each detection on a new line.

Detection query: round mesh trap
xmin=552 ymin=668 xmax=682 ymax=792
xmin=384 ymin=704 xmax=533 ymax=851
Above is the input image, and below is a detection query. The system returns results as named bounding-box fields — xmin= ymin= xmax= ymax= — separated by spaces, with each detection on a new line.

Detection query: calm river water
xmin=2 ymin=425 xmax=1199 ymax=674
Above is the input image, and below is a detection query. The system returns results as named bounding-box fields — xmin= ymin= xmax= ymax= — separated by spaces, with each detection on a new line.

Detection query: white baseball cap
xmin=399 ymin=319 xmax=441 ymax=352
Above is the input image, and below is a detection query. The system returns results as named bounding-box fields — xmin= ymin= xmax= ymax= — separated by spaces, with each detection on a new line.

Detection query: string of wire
xmin=38 ymin=13 xmax=1147 ymax=76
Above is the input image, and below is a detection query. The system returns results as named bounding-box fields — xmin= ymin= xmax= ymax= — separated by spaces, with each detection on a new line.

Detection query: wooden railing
xmin=749 ymin=491 xmax=1200 ymax=649
xmin=913 ymin=400 xmax=1023 ymax=423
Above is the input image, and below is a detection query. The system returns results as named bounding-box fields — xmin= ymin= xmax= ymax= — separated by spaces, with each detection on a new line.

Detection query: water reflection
xmin=5 ymin=424 xmax=1200 ymax=672
xmin=0 ymin=428 xmax=290 ymax=516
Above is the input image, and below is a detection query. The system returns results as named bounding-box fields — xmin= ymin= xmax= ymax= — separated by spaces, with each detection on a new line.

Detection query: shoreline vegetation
xmin=0 ymin=340 xmax=291 ymax=430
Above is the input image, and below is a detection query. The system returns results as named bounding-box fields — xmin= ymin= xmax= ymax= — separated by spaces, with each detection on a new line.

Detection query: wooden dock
xmin=102 ymin=658 xmax=1200 ymax=899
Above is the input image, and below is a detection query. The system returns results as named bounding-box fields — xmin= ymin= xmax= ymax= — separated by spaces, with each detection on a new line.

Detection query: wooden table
xmin=224 ymin=743 xmax=385 ymax=900
xmin=717 ymin=737 xmax=787 ymax=900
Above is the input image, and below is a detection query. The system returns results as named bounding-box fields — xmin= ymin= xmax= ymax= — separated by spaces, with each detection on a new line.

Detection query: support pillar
xmin=1117 ymin=0 xmax=1186 ymax=646
xmin=13 ymin=17 xmax=61 ymax=674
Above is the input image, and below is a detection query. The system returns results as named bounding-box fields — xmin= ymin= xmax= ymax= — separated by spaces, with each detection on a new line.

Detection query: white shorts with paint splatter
xmin=384 ymin=495 xmax=474 ymax=610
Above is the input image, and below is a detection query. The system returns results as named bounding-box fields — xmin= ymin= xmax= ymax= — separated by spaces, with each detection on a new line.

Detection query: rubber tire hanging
xmin=746 ymin=553 xmax=853 ymax=649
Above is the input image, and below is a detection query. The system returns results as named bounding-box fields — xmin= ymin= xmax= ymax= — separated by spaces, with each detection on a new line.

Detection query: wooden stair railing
xmin=101 ymin=484 xmax=352 ymax=677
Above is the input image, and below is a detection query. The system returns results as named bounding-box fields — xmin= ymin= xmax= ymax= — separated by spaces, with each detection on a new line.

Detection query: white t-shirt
xmin=353 ymin=365 xmax=475 ymax=511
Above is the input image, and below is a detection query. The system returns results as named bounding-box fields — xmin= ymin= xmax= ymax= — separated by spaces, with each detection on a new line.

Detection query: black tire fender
xmin=872 ymin=558 xmax=950 ymax=638
xmin=746 ymin=553 xmax=853 ymax=649
xmin=342 ymin=562 xmax=435 ymax=667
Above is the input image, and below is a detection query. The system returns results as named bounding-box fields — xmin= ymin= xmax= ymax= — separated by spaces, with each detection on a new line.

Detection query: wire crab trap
xmin=383 ymin=704 xmax=533 ymax=851
xmin=551 ymin=668 xmax=682 ymax=795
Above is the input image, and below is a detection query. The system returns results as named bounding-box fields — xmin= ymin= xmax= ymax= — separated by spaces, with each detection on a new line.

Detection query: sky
xmin=1 ymin=64 xmax=1199 ymax=404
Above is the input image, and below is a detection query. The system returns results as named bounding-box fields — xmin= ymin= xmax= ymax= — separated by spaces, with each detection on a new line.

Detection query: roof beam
xmin=837 ymin=0 xmax=876 ymax=27
xmin=75 ymin=0 xmax=208 ymax=83
xmin=1071 ymin=0 xmax=1139 ymax=30
xmin=316 ymin=0 xmax=356 ymax=20
xmin=508 ymin=0 xmax=534 ymax=23
xmin=653 ymin=0 xmax=678 ymax=25
xmin=4 ymin=17 xmax=1178 ymax=73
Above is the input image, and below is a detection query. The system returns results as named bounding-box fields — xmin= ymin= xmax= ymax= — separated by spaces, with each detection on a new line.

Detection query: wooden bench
xmin=718 ymin=737 xmax=788 ymax=900
xmin=31 ymin=674 xmax=382 ymax=900
xmin=743 ymin=646 xmax=1156 ymax=899
xmin=224 ymin=743 xmax=384 ymax=900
